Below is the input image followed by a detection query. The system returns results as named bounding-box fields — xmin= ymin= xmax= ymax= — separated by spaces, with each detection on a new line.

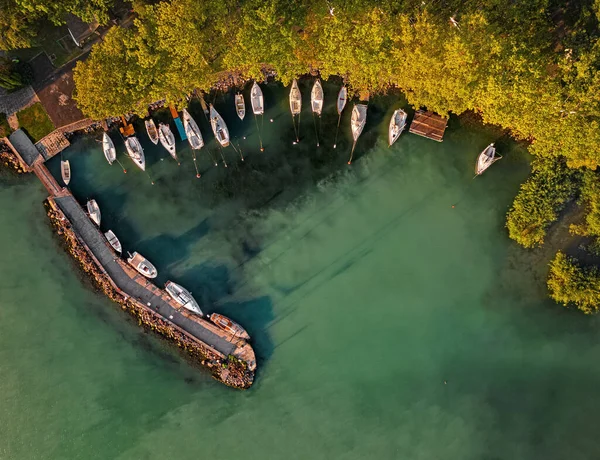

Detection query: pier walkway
xmin=54 ymin=194 xmax=239 ymax=357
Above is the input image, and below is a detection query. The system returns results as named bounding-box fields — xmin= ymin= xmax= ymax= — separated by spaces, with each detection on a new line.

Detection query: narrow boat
xmin=165 ymin=281 xmax=203 ymax=316
xmin=158 ymin=123 xmax=177 ymax=160
xmin=250 ymin=81 xmax=264 ymax=115
xmin=311 ymin=79 xmax=324 ymax=116
xmin=348 ymin=104 xmax=368 ymax=164
xmin=337 ymin=86 xmax=347 ymax=115
xmin=61 ymin=160 xmax=71 ymax=185
xmin=289 ymin=79 xmax=302 ymax=115
xmin=388 ymin=109 xmax=408 ymax=147
xmin=124 ymin=136 xmax=146 ymax=171
xmin=235 ymin=93 xmax=246 ymax=120
xmin=209 ymin=313 xmax=250 ymax=340
xmin=209 ymin=104 xmax=230 ymax=147
xmin=182 ymin=109 xmax=204 ymax=150
xmin=475 ymin=143 xmax=501 ymax=175
xmin=102 ymin=133 xmax=116 ymax=165
xmin=145 ymin=119 xmax=159 ymax=145
xmin=333 ymin=86 xmax=347 ymax=148
xmin=87 ymin=199 xmax=101 ymax=226
xmin=127 ymin=251 xmax=157 ymax=279
xmin=104 ymin=230 xmax=122 ymax=254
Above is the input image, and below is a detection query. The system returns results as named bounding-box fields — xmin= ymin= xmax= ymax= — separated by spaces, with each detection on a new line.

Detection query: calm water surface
xmin=2 ymin=81 xmax=600 ymax=459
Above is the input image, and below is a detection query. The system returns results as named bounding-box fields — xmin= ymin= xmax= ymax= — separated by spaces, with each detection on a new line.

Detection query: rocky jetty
xmin=45 ymin=201 xmax=254 ymax=389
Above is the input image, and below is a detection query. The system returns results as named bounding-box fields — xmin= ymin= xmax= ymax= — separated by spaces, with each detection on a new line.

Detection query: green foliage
xmin=0 ymin=113 xmax=12 ymax=137
xmin=548 ymin=251 xmax=600 ymax=314
xmin=506 ymin=157 xmax=581 ymax=248
xmin=570 ymin=170 xmax=600 ymax=242
xmin=0 ymin=59 xmax=35 ymax=91
xmin=16 ymin=103 xmax=54 ymax=142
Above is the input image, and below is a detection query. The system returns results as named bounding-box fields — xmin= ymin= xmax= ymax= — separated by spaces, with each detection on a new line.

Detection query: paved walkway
xmin=54 ymin=195 xmax=238 ymax=357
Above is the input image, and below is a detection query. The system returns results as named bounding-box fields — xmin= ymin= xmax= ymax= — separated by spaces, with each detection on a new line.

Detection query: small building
xmin=8 ymin=129 xmax=41 ymax=167
xmin=66 ymin=14 xmax=99 ymax=48
xmin=409 ymin=110 xmax=448 ymax=142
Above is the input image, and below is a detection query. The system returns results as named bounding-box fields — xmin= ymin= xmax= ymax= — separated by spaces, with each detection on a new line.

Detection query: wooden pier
xmin=409 ymin=110 xmax=448 ymax=142
xmin=36 ymin=131 xmax=70 ymax=160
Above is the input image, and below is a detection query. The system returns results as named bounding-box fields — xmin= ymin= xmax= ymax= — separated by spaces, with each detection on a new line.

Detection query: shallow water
xmin=2 ymin=81 xmax=600 ymax=459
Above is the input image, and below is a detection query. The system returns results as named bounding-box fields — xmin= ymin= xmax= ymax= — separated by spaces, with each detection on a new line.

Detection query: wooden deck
xmin=36 ymin=130 xmax=71 ymax=160
xmin=409 ymin=110 xmax=448 ymax=142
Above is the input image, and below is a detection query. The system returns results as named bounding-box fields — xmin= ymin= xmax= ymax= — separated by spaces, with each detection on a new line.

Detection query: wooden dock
xmin=36 ymin=131 xmax=71 ymax=160
xmin=409 ymin=110 xmax=448 ymax=142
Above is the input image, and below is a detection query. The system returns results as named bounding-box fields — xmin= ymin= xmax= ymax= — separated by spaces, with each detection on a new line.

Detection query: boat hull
xmin=158 ymin=123 xmax=177 ymax=160
xmin=235 ymin=94 xmax=246 ymax=120
xmin=337 ymin=86 xmax=347 ymax=115
xmin=388 ymin=109 xmax=407 ymax=147
xmin=289 ymin=79 xmax=301 ymax=115
xmin=209 ymin=313 xmax=250 ymax=340
xmin=311 ymin=80 xmax=324 ymax=116
xmin=183 ymin=109 xmax=204 ymax=150
xmin=87 ymin=199 xmax=101 ymax=226
xmin=165 ymin=281 xmax=203 ymax=316
xmin=125 ymin=137 xmax=146 ymax=171
xmin=251 ymin=82 xmax=264 ymax=115
xmin=209 ymin=104 xmax=230 ymax=147
xmin=145 ymin=119 xmax=159 ymax=145
xmin=104 ymin=230 xmax=122 ymax=253
xmin=351 ymin=104 xmax=368 ymax=141
xmin=475 ymin=143 xmax=498 ymax=175
xmin=102 ymin=133 xmax=116 ymax=164
xmin=61 ymin=160 xmax=71 ymax=186
xmin=127 ymin=252 xmax=157 ymax=279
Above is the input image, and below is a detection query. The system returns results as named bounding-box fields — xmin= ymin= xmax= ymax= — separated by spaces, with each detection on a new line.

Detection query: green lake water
xmin=2 ymin=80 xmax=600 ymax=459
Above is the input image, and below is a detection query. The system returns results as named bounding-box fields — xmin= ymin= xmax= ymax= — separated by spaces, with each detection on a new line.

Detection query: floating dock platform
xmin=409 ymin=110 xmax=448 ymax=142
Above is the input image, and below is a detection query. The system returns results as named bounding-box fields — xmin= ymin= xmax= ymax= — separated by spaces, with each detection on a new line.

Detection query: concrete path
xmin=54 ymin=195 xmax=238 ymax=357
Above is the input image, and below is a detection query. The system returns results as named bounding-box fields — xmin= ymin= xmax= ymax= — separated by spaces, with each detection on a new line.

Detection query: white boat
xmin=388 ymin=109 xmax=408 ymax=147
xmin=351 ymin=104 xmax=367 ymax=141
xmin=209 ymin=104 xmax=230 ymax=147
xmin=475 ymin=143 xmax=501 ymax=175
xmin=165 ymin=281 xmax=203 ymax=316
xmin=145 ymin=119 xmax=159 ymax=145
xmin=235 ymin=93 xmax=246 ymax=120
xmin=127 ymin=251 xmax=157 ymax=279
xmin=209 ymin=313 xmax=250 ymax=340
xmin=61 ymin=160 xmax=71 ymax=185
xmin=158 ymin=123 xmax=177 ymax=160
xmin=102 ymin=133 xmax=116 ymax=165
xmin=124 ymin=136 xmax=146 ymax=171
xmin=87 ymin=199 xmax=101 ymax=226
xmin=337 ymin=86 xmax=347 ymax=115
xmin=182 ymin=109 xmax=204 ymax=150
xmin=289 ymin=79 xmax=301 ymax=115
xmin=311 ymin=79 xmax=324 ymax=116
xmin=250 ymin=81 xmax=264 ymax=115
xmin=104 ymin=230 xmax=122 ymax=253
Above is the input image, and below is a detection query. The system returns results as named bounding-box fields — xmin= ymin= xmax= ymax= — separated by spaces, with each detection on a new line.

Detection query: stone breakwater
xmin=45 ymin=202 xmax=254 ymax=389
xmin=0 ymin=139 xmax=27 ymax=174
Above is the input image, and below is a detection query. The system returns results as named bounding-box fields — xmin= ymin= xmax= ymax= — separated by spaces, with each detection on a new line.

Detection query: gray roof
xmin=8 ymin=129 xmax=40 ymax=166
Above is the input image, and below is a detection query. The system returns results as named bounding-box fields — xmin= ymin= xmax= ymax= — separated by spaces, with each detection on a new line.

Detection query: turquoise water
xmin=2 ymin=81 xmax=600 ymax=459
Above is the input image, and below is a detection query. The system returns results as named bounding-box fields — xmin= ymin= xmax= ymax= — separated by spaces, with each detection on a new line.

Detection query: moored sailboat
xmin=61 ymin=160 xmax=71 ymax=185
xmin=104 ymin=230 xmax=122 ymax=253
xmin=127 ymin=251 xmax=157 ymax=278
xmin=235 ymin=93 xmax=246 ymax=120
xmin=182 ymin=109 xmax=204 ymax=150
xmin=311 ymin=79 xmax=324 ymax=116
xmin=289 ymin=79 xmax=302 ymax=143
xmin=209 ymin=104 xmax=230 ymax=147
xmin=145 ymin=119 xmax=159 ymax=145
xmin=102 ymin=133 xmax=116 ymax=165
xmin=250 ymin=81 xmax=264 ymax=115
xmin=124 ymin=136 xmax=145 ymax=171
xmin=158 ymin=123 xmax=178 ymax=161
xmin=333 ymin=86 xmax=348 ymax=148
xmin=209 ymin=313 xmax=250 ymax=340
xmin=165 ymin=281 xmax=203 ymax=316
xmin=388 ymin=109 xmax=408 ymax=147
xmin=87 ymin=199 xmax=101 ymax=226
xmin=475 ymin=143 xmax=501 ymax=175
xmin=348 ymin=104 xmax=367 ymax=164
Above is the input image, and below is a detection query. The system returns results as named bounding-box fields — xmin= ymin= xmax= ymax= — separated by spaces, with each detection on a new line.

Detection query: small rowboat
xmin=235 ymin=93 xmax=246 ymax=120
xmin=209 ymin=104 xmax=230 ymax=147
xmin=337 ymin=86 xmax=347 ymax=115
xmin=87 ymin=199 xmax=101 ymax=226
xmin=145 ymin=119 xmax=159 ymax=145
xmin=251 ymin=81 xmax=264 ymax=115
xmin=475 ymin=143 xmax=501 ymax=175
xmin=209 ymin=313 xmax=250 ymax=340
xmin=165 ymin=281 xmax=203 ymax=316
xmin=182 ymin=109 xmax=204 ymax=150
xmin=158 ymin=123 xmax=177 ymax=161
xmin=348 ymin=104 xmax=367 ymax=164
xmin=124 ymin=136 xmax=146 ymax=171
xmin=127 ymin=251 xmax=157 ymax=278
xmin=289 ymin=79 xmax=301 ymax=115
xmin=104 ymin=230 xmax=122 ymax=253
xmin=311 ymin=79 xmax=324 ymax=116
xmin=102 ymin=133 xmax=116 ymax=165
xmin=61 ymin=160 xmax=71 ymax=185
xmin=388 ymin=109 xmax=408 ymax=147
